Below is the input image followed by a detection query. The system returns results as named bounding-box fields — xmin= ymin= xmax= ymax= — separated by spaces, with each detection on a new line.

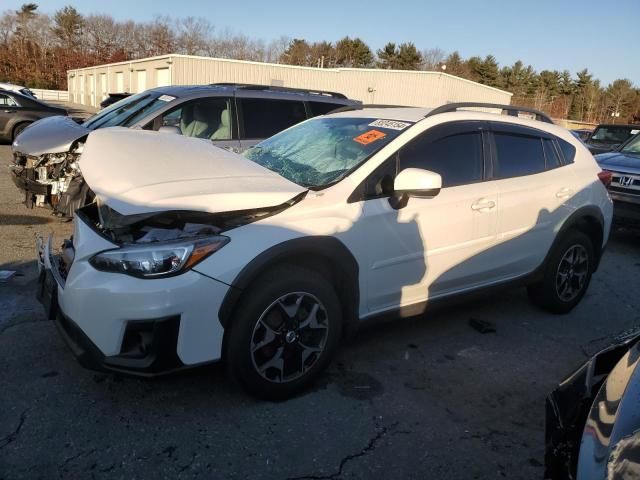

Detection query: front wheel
xmin=225 ymin=265 xmax=342 ymax=400
xmin=528 ymin=230 xmax=595 ymax=314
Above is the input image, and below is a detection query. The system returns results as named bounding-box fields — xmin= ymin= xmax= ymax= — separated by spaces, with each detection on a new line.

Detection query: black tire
xmin=225 ymin=264 xmax=342 ymax=400
xmin=12 ymin=122 xmax=30 ymax=141
xmin=528 ymin=230 xmax=595 ymax=314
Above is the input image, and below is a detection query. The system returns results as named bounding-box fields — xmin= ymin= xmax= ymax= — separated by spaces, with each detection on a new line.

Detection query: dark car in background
xmin=99 ymin=92 xmax=131 ymax=109
xmin=595 ymin=133 xmax=640 ymax=227
xmin=585 ymin=123 xmax=640 ymax=155
xmin=571 ymin=128 xmax=592 ymax=142
xmin=545 ymin=333 xmax=640 ymax=480
xmin=0 ymin=89 xmax=67 ymax=142
xmin=9 ymin=83 xmax=360 ymax=216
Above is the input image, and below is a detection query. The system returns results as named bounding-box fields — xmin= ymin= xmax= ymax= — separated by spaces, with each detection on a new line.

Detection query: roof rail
xmin=425 ymin=102 xmax=554 ymax=124
xmin=210 ymin=83 xmax=347 ymax=99
xmin=328 ymin=104 xmax=409 ymax=114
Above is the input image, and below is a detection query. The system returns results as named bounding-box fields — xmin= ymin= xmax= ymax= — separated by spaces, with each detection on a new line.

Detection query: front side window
xmin=240 ymin=98 xmax=307 ymax=139
xmin=0 ymin=94 xmax=18 ymax=107
xmin=494 ymin=133 xmax=545 ymax=178
xmin=244 ymin=117 xmax=410 ymax=188
xmin=156 ymin=97 xmax=232 ymax=140
xmin=590 ymin=126 xmax=638 ymax=144
xmin=82 ymin=92 xmax=171 ymax=130
xmin=620 ymin=134 xmax=640 ymax=154
xmin=399 ymin=131 xmax=484 ymax=187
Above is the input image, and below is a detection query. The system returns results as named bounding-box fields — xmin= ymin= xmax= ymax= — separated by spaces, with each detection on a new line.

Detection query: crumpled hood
xmin=12 ymin=115 xmax=89 ymax=156
xmin=595 ymin=151 xmax=640 ymax=174
xmin=81 ymin=128 xmax=307 ymax=216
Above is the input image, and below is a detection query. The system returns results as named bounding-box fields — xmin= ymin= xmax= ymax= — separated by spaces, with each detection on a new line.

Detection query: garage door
xmin=136 ymin=70 xmax=147 ymax=93
xmin=156 ymin=68 xmax=170 ymax=87
xmin=115 ymin=72 xmax=124 ymax=93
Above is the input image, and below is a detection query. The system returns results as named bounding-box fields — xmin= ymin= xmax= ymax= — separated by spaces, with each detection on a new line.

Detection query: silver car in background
xmin=9 ymin=84 xmax=359 ymax=216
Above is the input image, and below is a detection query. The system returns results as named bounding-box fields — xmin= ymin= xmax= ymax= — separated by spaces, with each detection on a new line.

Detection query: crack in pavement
xmin=58 ymin=448 xmax=97 ymax=477
xmin=0 ymin=317 xmax=48 ymax=336
xmin=287 ymin=421 xmax=403 ymax=480
xmin=0 ymin=408 xmax=29 ymax=449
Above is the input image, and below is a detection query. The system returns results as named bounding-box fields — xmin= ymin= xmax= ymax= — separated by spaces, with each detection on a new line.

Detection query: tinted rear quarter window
xmin=542 ymin=138 xmax=562 ymax=168
xmin=494 ymin=133 xmax=545 ymax=178
xmin=399 ymin=132 xmax=484 ymax=187
xmin=558 ymin=139 xmax=576 ymax=164
xmin=240 ymin=98 xmax=307 ymax=139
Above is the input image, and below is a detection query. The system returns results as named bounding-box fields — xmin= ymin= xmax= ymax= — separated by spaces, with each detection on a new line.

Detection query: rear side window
xmin=308 ymin=101 xmax=344 ymax=117
xmin=493 ymin=133 xmax=545 ymax=178
xmin=240 ymin=98 xmax=307 ymax=139
xmin=399 ymin=132 xmax=484 ymax=187
xmin=542 ymin=138 xmax=562 ymax=168
xmin=558 ymin=139 xmax=576 ymax=164
xmin=0 ymin=94 xmax=18 ymax=107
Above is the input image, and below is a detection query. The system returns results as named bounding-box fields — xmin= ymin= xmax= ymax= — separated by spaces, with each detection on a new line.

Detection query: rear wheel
xmin=528 ymin=230 xmax=595 ymax=314
xmin=12 ymin=122 xmax=31 ymax=141
xmin=225 ymin=265 xmax=342 ymax=400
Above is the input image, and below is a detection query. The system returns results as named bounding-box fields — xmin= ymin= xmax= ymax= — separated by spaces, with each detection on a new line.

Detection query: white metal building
xmin=67 ymin=54 xmax=512 ymax=108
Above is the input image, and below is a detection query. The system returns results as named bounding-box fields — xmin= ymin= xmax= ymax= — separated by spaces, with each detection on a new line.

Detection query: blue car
xmin=595 ymin=133 xmax=640 ymax=226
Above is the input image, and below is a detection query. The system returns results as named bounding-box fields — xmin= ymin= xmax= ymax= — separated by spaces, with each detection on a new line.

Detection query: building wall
xmin=67 ymin=54 xmax=512 ymax=107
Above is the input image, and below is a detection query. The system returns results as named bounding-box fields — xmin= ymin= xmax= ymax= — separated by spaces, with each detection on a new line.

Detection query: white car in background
xmin=38 ymin=103 xmax=613 ymax=399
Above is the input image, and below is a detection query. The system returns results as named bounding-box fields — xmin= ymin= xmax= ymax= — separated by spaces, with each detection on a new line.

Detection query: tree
xmin=376 ymin=42 xmax=422 ymax=70
xmin=335 ymin=36 xmax=372 ymax=68
xmin=279 ymin=38 xmax=311 ymax=66
xmin=52 ymin=6 xmax=83 ymax=49
xmin=176 ymin=17 xmax=211 ymax=55
xmin=444 ymin=51 xmax=466 ymax=76
xmin=420 ymin=47 xmax=445 ymax=71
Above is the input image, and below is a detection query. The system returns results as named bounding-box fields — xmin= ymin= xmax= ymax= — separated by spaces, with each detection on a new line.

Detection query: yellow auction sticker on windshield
xmin=353 ymin=129 xmax=386 ymax=145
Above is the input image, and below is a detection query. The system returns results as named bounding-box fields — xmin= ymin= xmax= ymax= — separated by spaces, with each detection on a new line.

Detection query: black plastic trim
xmin=218 ymin=236 xmax=360 ymax=332
xmin=425 ymin=102 xmax=554 ymax=124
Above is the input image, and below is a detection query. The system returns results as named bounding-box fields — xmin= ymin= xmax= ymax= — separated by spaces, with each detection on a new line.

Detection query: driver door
xmin=354 ymin=121 xmax=500 ymax=314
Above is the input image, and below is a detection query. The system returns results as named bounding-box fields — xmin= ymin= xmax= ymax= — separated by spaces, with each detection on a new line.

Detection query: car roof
xmin=329 ymin=107 xmax=433 ymax=122
xmin=595 ymin=124 xmax=640 ymax=129
xmin=148 ymin=84 xmax=358 ymax=104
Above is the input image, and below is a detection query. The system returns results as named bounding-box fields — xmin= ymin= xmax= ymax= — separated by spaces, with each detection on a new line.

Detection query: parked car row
xmin=9 ymin=83 xmax=359 ymax=215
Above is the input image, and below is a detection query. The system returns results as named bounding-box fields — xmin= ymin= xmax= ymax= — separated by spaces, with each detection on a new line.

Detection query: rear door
xmin=488 ymin=122 xmax=571 ymax=277
xmin=237 ymin=96 xmax=307 ymax=151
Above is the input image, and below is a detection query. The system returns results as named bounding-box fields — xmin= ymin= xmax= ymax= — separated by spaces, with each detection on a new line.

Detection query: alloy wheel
xmin=555 ymin=244 xmax=589 ymax=302
xmin=250 ymin=292 xmax=329 ymax=383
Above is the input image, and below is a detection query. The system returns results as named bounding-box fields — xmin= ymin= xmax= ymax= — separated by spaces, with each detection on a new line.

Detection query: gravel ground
xmin=1 ymin=136 xmax=639 ymax=479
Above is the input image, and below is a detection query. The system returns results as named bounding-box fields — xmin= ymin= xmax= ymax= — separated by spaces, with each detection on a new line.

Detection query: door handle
xmin=4 ymin=109 xmax=16 ymax=113
xmin=471 ymin=199 xmax=496 ymax=211
xmin=556 ymin=188 xmax=573 ymax=199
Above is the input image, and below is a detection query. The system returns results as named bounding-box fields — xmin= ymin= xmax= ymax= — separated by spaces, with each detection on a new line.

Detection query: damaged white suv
xmin=38 ymin=103 xmax=613 ymax=399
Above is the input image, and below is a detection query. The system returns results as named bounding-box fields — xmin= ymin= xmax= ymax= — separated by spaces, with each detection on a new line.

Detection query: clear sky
xmin=4 ymin=0 xmax=639 ymax=85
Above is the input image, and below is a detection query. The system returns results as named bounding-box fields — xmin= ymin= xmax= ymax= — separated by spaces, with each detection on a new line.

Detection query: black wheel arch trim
xmin=218 ymin=236 xmax=360 ymax=336
xmin=540 ymin=206 xmax=606 ymax=276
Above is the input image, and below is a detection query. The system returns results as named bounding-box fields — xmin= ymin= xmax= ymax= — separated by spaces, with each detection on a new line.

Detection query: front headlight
xmin=89 ymin=236 xmax=229 ymax=278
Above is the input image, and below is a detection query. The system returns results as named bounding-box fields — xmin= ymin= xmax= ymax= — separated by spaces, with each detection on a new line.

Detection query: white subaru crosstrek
xmin=38 ymin=103 xmax=613 ymax=399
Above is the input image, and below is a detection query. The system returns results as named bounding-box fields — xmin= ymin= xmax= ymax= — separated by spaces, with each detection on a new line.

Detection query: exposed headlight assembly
xmin=89 ymin=236 xmax=229 ymax=278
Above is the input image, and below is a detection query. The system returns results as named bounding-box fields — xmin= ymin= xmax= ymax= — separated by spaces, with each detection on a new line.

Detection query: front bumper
xmin=9 ymin=165 xmax=49 ymax=195
xmin=37 ymin=231 xmax=231 ymax=376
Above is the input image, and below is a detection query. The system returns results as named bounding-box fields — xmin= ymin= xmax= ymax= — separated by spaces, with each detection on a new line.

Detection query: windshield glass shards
xmin=243 ymin=117 xmax=411 ymax=188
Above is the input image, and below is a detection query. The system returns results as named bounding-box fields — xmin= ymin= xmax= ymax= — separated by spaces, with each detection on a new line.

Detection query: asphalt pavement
xmin=1 ymin=140 xmax=639 ymax=480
